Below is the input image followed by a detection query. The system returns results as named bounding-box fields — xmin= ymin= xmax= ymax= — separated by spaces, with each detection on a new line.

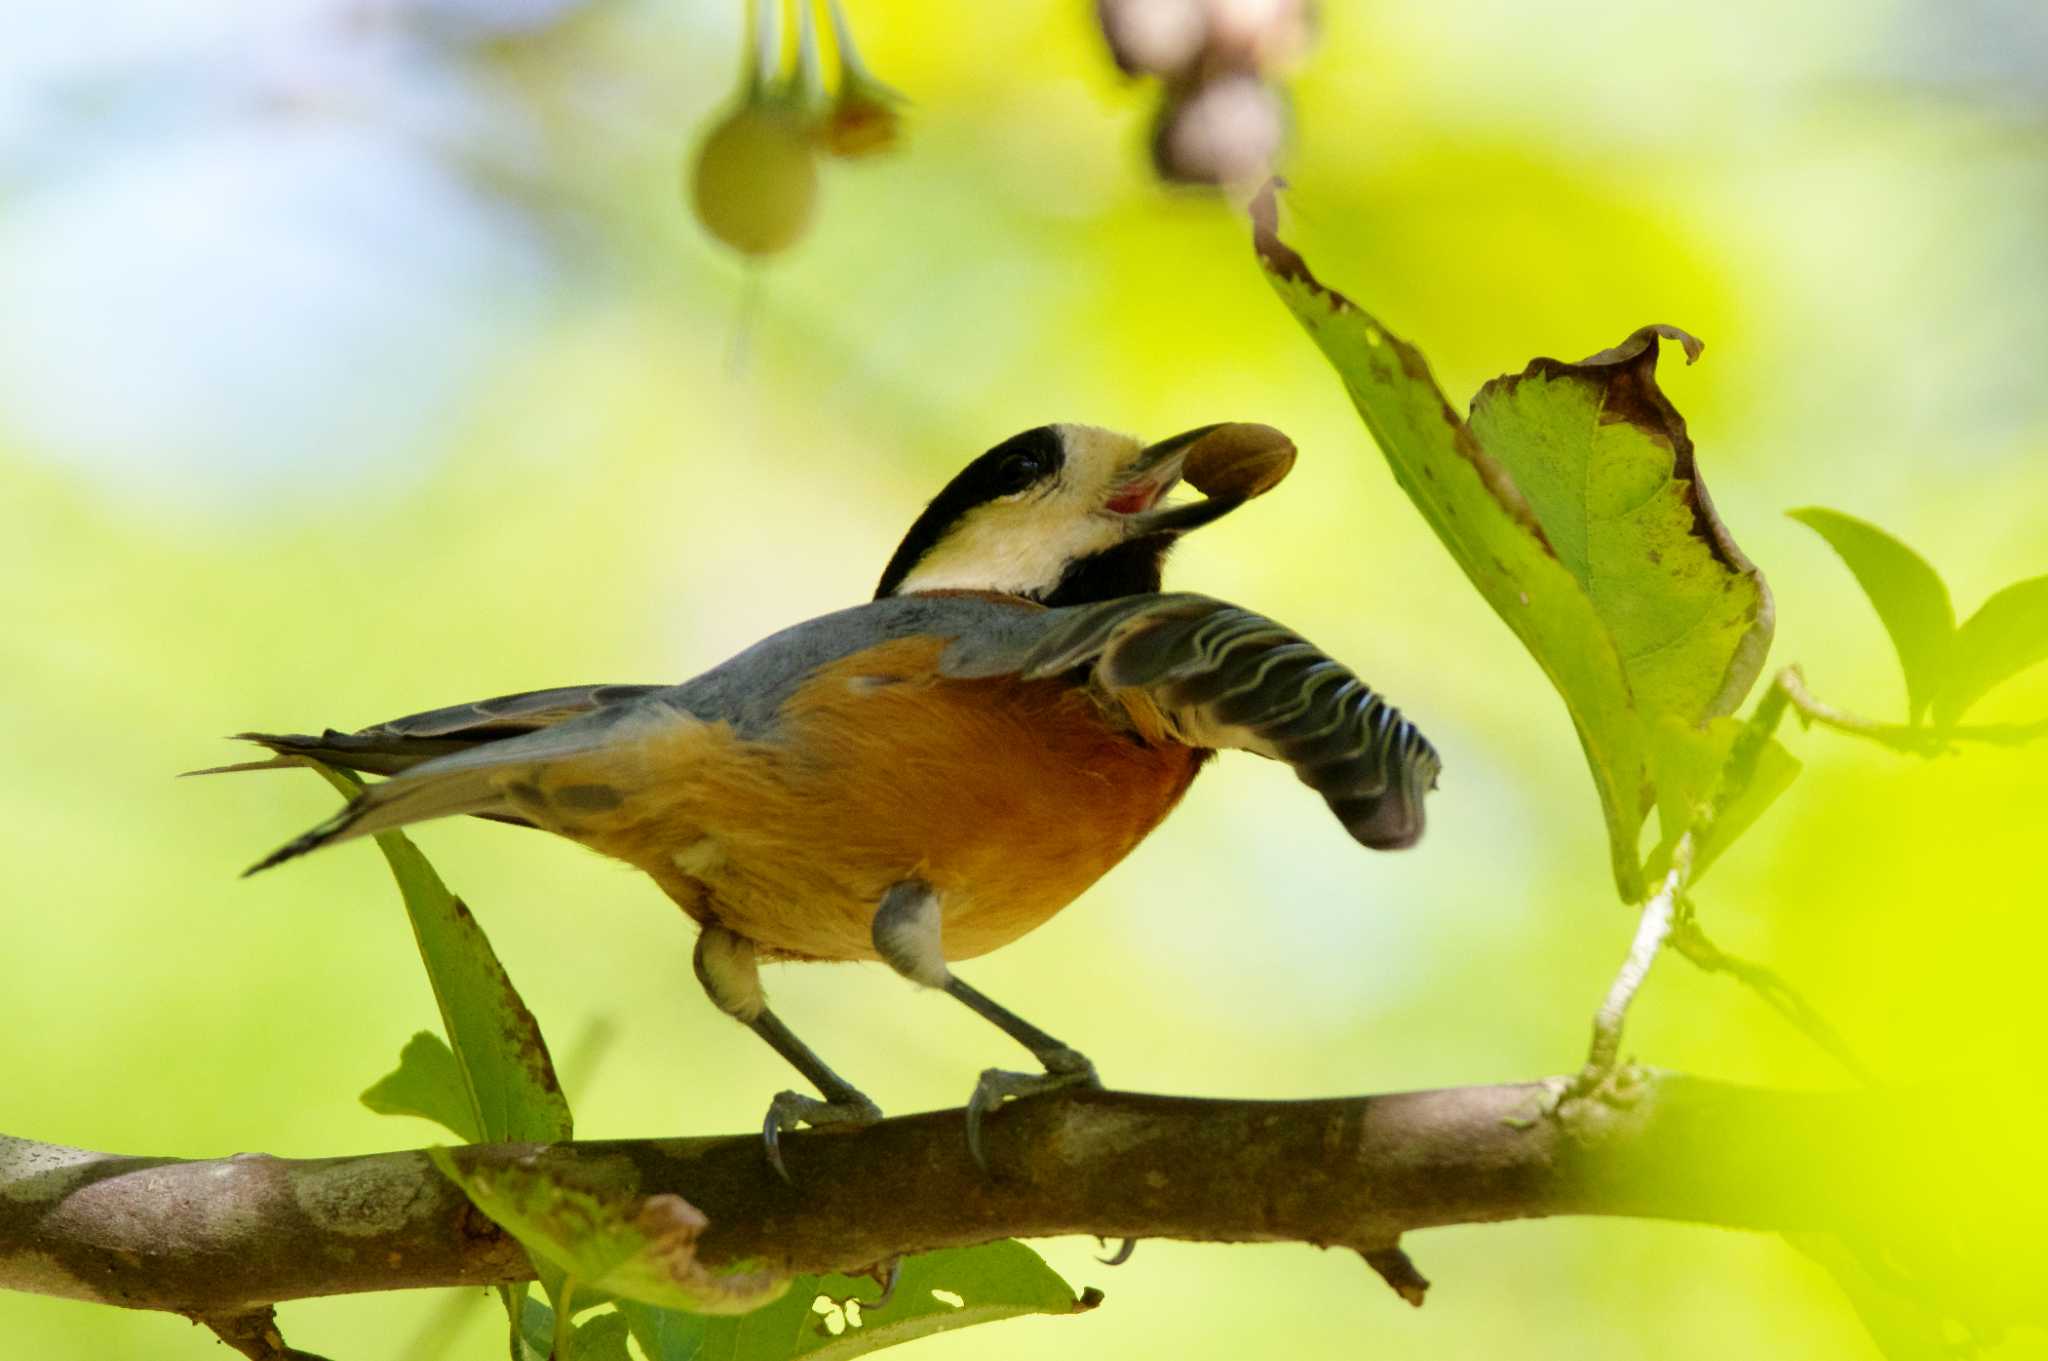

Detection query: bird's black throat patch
xmin=1041 ymin=533 xmax=1177 ymax=607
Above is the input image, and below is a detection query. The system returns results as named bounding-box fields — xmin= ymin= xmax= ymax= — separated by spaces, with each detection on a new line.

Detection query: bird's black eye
xmin=994 ymin=450 xmax=1043 ymax=495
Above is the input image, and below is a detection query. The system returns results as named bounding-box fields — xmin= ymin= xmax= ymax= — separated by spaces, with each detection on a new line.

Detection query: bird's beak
xmin=1107 ymin=423 xmax=1296 ymax=536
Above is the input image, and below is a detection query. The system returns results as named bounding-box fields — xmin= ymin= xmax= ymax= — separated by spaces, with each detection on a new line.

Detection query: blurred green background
xmin=4 ymin=0 xmax=2045 ymax=1357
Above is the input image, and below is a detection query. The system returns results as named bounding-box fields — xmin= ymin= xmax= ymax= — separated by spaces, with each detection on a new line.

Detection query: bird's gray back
xmin=392 ymin=594 xmax=1066 ymax=782
xmin=669 ymin=593 xmax=1061 ymax=734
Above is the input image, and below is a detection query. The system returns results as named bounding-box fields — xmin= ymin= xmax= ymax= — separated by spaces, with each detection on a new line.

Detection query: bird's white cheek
xmin=897 ymin=501 xmax=1117 ymax=596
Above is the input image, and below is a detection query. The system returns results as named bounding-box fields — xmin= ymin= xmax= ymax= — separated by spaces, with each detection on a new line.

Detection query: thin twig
xmin=197 ymin=1306 xmax=335 ymax=1361
xmin=1668 ymin=919 xmax=1878 ymax=1085
xmin=1775 ymin=667 xmax=2048 ymax=753
xmin=1643 ymin=671 xmax=1876 ymax=1088
xmin=1581 ymin=834 xmax=1694 ymax=1087
xmin=1708 ymin=677 xmax=1792 ymax=828
xmin=1360 ymin=1245 xmax=1431 ymax=1307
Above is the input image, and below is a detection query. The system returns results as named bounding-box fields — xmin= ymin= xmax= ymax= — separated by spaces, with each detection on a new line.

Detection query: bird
xmin=214 ymin=422 xmax=1441 ymax=1174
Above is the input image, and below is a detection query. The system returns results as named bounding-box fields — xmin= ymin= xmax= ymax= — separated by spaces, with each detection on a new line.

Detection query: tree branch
xmin=0 ymin=1074 xmax=1930 ymax=1318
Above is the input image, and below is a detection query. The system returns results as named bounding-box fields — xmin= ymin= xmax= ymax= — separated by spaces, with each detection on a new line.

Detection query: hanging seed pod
xmin=687 ymin=0 xmax=823 ymax=257
xmin=1151 ymin=74 xmax=1285 ymax=186
xmin=1181 ymin=422 xmax=1296 ymax=501
xmin=1205 ymin=0 xmax=1315 ymax=73
xmin=821 ymin=75 xmax=904 ymax=158
xmin=1097 ymin=0 xmax=1209 ymax=78
xmin=820 ymin=0 xmax=906 ymax=158
xmin=689 ymin=101 xmax=819 ymax=257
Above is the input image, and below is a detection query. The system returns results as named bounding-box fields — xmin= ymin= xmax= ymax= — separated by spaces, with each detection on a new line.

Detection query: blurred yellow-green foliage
xmin=3 ymin=0 xmax=2046 ymax=1357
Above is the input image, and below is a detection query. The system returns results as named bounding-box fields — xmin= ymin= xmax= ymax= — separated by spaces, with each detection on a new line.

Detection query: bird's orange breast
xmin=565 ymin=634 xmax=1205 ymax=962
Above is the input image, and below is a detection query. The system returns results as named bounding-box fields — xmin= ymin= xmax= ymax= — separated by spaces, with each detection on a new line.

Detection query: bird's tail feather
xmin=242 ymin=766 xmax=510 ymax=876
xmin=190 ymin=730 xmax=475 ymax=780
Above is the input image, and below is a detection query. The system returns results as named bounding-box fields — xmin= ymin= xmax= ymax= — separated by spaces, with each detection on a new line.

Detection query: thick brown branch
xmin=0 ymin=1074 xmax=1961 ymax=1316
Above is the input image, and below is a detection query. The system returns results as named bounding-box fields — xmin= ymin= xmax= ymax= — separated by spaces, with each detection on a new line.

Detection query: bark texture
xmin=1 ymin=1072 xmax=1915 ymax=1316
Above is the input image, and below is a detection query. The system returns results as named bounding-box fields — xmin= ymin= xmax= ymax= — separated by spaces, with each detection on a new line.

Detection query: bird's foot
xmin=761 ymin=1089 xmax=883 ymax=1184
xmin=1096 ymin=1237 xmax=1138 ymax=1266
xmin=964 ymin=1047 xmax=1099 ymax=1172
xmin=863 ymin=1256 xmax=903 ymax=1310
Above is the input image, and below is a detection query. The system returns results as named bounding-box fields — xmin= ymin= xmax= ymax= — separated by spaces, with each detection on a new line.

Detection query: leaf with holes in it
xmin=1254 ymin=193 xmax=1772 ymax=899
xmin=519 ymin=1296 xmax=634 ymax=1361
xmin=1933 ymin=573 xmax=2048 ymax=727
xmin=621 ymin=1242 xmax=1094 ymax=1361
xmin=518 ymin=1296 xmax=613 ymax=1361
xmin=1788 ymin=508 xmax=1956 ymax=725
xmin=1253 ymin=196 xmax=1641 ymax=895
xmin=429 ymin=1147 xmax=789 ymax=1316
xmin=361 ymin=1031 xmax=481 ymax=1144
xmin=1470 ymin=328 xmax=1774 ymax=731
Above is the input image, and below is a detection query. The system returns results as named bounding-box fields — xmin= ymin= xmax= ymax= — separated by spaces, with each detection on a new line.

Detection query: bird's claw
xmin=865 ymin=1256 xmax=903 ymax=1310
xmin=761 ymin=1089 xmax=883 ymax=1184
xmin=963 ymin=1050 xmax=1100 ymax=1172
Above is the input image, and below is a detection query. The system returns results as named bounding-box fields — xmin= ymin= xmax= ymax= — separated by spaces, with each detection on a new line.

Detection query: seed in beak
xmin=1180 ymin=423 xmax=1296 ymax=501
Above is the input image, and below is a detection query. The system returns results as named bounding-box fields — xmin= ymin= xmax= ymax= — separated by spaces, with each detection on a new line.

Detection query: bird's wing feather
xmin=236 ymin=594 xmax=1050 ymax=872
xmin=359 ymin=684 xmax=670 ymax=740
xmin=241 ymin=693 xmax=696 ymax=872
xmin=233 ymin=590 xmax=1434 ymax=871
xmin=946 ymin=593 xmax=1441 ymax=849
xmin=216 ymin=684 xmax=668 ymax=777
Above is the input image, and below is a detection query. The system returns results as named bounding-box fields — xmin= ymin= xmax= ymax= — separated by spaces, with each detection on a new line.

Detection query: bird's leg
xmin=871 ymin=881 xmax=1100 ymax=1170
xmin=693 ymin=925 xmax=880 ymax=1182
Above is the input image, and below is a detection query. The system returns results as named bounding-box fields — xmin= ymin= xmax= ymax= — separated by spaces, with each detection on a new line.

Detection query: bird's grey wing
xmin=946 ymin=593 xmax=1441 ymax=850
xmin=240 ymin=593 xmax=1053 ymax=872
xmin=359 ymin=684 xmax=671 ymax=740
xmin=241 ymin=687 xmax=702 ymax=872
xmin=212 ymin=684 xmax=667 ymax=777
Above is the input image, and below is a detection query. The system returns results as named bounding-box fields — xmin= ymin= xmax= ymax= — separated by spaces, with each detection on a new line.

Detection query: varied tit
xmin=216 ymin=422 xmax=1439 ymax=1174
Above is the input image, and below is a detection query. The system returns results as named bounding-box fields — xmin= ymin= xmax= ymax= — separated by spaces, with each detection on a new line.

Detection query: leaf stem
xmin=1667 ymin=919 xmax=1877 ymax=1085
xmin=551 ymin=1276 xmax=578 ymax=1360
xmin=1708 ymin=675 xmax=1791 ymax=829
xmin=1602 ymin=672 xmax=1876 ymax=1094
xmin=1581 ymin=834 xmax=1694 ymax=1088
xmin=1775 ymin=666 xmax=2048 ymax=753
xmin=791 ymin=0 xmax=822 ymax=100
xmin=824 ymin=0 xmax=872 ymax=79
xmin=743 ymin=0 xmax=773 ymax=96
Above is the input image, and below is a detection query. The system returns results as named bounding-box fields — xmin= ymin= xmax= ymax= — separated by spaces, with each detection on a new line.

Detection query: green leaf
xmin=1787 ymin=508 xmax=1956 ymax=724
xmin=1254 ymin=195 xmax=1772 ymax=899
xmin=1932 ymin=573 xmax=2048 ymax=727
xmin=1645 ymin=716 xmax=1801 ymax=883
xmin=307 ymin=762 xmax=574 ymax=1353
xmin=429 ymin=1147 xmax=790 ymax=1316
xmin=621 ymin=1242 xmax=1093 ymax=1361
xmin=517 ymin=1293 xmax=549 ymax=1361
xmin=1253 ymin=198 xmax=1642 ymax=897
xmin=522 ymin=1298 xmax=635 ymax=1361
xmin=307 ymin=762 xmax=571 ymax=1146
xmin=1472 ymin=328 xmax=1774 ymax=728
xmin=1785 ymin=1233 xmax=1976 ymax=1361
xmin=570 ymin=1311 xmax=634 ymax=1361
xmin=361 ymin=1031 xmax=481 ymax=1143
